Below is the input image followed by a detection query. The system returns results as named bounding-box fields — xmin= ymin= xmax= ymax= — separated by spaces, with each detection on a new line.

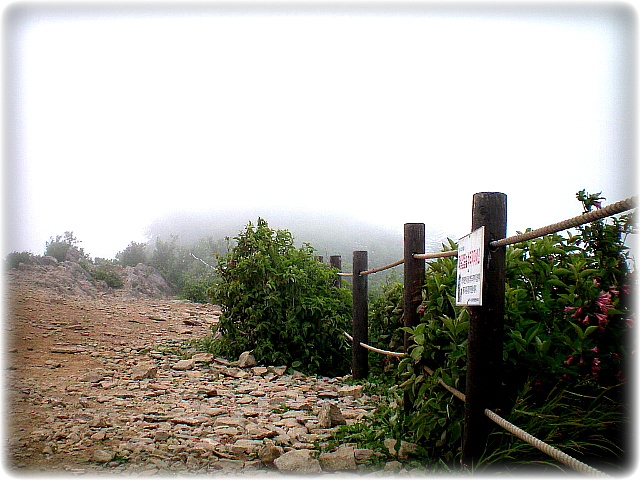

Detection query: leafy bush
xmin=204 ymin=218 xmax=352 ymax=376
xmin=5 ymin=251 xmax=33 ymax=269
xmin=116 ymin=241 xmax=148 ymax=267
xmin=179 ymin=273 xmax=216 ymax=303
xmin=45 ymin=231 xmax=84 ymax=262
xmin=337 ymin=190 xmax=634 ymax=471
xmin=90 ymin=268 xmax=124 ymax=288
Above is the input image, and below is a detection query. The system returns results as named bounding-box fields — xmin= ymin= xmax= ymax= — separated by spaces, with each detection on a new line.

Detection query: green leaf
xmin=411 ymin=345 xmax=425 ymax=361
xmin=584 ymin=325 xmax=599 ymax=337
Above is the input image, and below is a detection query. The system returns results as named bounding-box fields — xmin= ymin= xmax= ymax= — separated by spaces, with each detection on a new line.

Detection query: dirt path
xmin=4 ymin=267 xmax=381 ymax=475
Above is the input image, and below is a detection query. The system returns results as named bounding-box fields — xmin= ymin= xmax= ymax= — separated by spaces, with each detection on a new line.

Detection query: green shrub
xmin=45 ymin=231 xmax=84 ymax=262
xmin=204 ymin=218 xmax=352 ymax=376
xmin=90 ymin=268 xmax=124 ymax=288
xmin=116 ymin=241 xmax=148 ymax=267
xmin=5 ymin=251 xmax=33 ymax=269
xmin=179 ymin=273 xmax=215 ymax=303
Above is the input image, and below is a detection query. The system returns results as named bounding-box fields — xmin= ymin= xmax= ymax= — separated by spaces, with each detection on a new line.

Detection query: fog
xmin=3 ymin=2 xmax=636 ymax=260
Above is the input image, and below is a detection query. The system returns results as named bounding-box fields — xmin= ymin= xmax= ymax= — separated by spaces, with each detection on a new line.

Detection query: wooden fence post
xmin=330 ymin=255 xmax=342 ymax=288
xmin=463 ymin=192 xmax=507 ymax=466
xmin=403 ymin=223 xmax=425 ymax=411
xmin=352 ymin=251 xmax=369 ymax=380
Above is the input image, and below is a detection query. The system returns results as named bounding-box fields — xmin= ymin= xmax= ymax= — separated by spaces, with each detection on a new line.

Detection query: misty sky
xmin=3 ymin=1 xmax=637 ymax=259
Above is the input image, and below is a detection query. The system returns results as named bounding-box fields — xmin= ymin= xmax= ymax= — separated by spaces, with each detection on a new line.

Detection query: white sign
xmin=456 ymin=226 xmax=485 ymax=306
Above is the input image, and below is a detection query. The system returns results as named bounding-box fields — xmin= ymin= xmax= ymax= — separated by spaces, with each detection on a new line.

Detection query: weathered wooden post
xmin=352 ymin=251 xmax=369 ymax=380
xmin=463 ymin=192 xmax=507 ymax=466
xmin=330 ymin=255 xmax=342 ymax=288
xmin=403 ymin=223 xmax=425 ymax=411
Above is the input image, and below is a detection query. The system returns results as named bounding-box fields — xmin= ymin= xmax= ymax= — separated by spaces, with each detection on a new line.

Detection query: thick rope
xmin=422 ymin=365 xmax=466 ymax=402
xmin=190 ymin=252 xmax=216 ymax=270
xmin=343 ymin=331 xmax=406 ymax=358
xmin=413 ymin=250 xmax=459 ymax=260
xmin=339 ymin=339 xmax=610 ymax=476
xmin=418 ymin=365 xmax=609 ymax=477
xmin=491 ymin=196 xmax=636 ymax=248
xmin=359 ymin=259 xmax=404 ymax=276
xmin=483 ymin=409 xmax=611 ymax=478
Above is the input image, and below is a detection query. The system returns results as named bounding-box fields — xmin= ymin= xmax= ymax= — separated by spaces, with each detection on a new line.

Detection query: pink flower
xmin=590 ymin=346 xmax=599 ymax=353
xmin=582 ymin=315 xmax=590 ymax=325
xmin=565 ymin=306 xmax=583 ymax=319
xmin=593 ymin=200 xmax=602 ymax=209
xmin=595 ymin=313 xmax=609 ymax=331
xmin=595 ymin=291 xmax=614 ymax=313
xmin=564 ymin=355 xmax=574 ymax=365
xmin=625 ymin=314 xmax=635 ymax=329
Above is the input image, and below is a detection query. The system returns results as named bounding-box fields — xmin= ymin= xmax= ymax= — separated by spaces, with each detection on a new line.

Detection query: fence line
xmin=490 ymin=195 xmax=636 ymax=248
xmin=343 ymin=331 xmax=405 ymax=358
xmin=483 ymin=409 xmax=610 ymax=478
xmin=343 ymin=333 xmax=611 ymax=476
xmin=420 ymin=365 xmax=610 ymax=477
xmin=413 ymin=250 xmax=458 ymax=260
xmin=360 ymin=259 xmax=405 ymax=276
xmin=333 ymin=195 xmax=635 ymax=278
xmin=335 ymin=192 xmax=634 ymax=472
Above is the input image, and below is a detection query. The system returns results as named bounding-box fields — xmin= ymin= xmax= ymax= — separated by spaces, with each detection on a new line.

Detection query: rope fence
xmin=334 ymin=192 xmax=634 ymax=475
xmin=343 ymin=331 xmax=611 ymax=477
xmin=359 ymin=259 xmax=405 ymax=276
xmin=490 ymin=195 xmax=636 ymax=248
xmin=335 ymin=195 xmax=635 ymax=278
xmin=413 ymin=250 xmax=458 ymax=260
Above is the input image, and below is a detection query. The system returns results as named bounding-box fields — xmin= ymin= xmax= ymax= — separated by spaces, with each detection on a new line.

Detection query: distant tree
xmin=45 ymin=231 xmax=85 ymax=262
xmin=150 ymin=235 xmax=185 ymax=285
xmin=116 ymin=241 xmax=148 ymax=267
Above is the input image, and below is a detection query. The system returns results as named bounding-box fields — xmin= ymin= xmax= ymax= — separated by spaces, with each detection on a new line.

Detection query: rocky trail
xmin=4 ymin=261 xmax=419 ymax=476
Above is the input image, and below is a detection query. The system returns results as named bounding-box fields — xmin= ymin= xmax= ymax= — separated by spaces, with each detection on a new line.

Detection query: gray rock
xmin=237 ymin=351 xmax=257 ymax=368
xmin=50 ymin=346 xmax=82 ymax=354
xmin=317 ymin=402 xmax=347 ymax=428
xmin=354 ymin=448 xmax=376 ymax=464
xmin=170 ymin=415 xmax=207 ymax=426
xmin=191 ymin=353 xmax=214 ymax=363
xmin=319 ymin=444 xmax=357 ymax=471
xmin=41 ymin=256 xmax=59 ymax=266
xmin=384 ymin=460 xmax=404 ymax=472
xmin=172 ymin=359 xmax=195 ymax=371
xmin=258 ymin=442 xmax=282 ymax=465
xmin=267 ymin=365 xmax=287 ymax=376
xmin=80 ymin=372 xmax=105 ymax=383
xmin=231 ymin=438 xmax=263 ymax=455
xmin=338 ymin=385 xmax=364 ymax=398
xmin=384 ymin=438 xmax=418 ymax=459
xmin=93 ymin=449 xmax=115 ymax=463
xmin=245 ymin=423 xmax=277 ymax=440
xmin=132 ymin=363 xmax=157 ymax=380
xmin=274 ymin=449 xmax=322 ymax=474
xmin=223 ymin=367 xmax=250 ymax=379
xmin=214 ymin=416 xmax=248 ymax=428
